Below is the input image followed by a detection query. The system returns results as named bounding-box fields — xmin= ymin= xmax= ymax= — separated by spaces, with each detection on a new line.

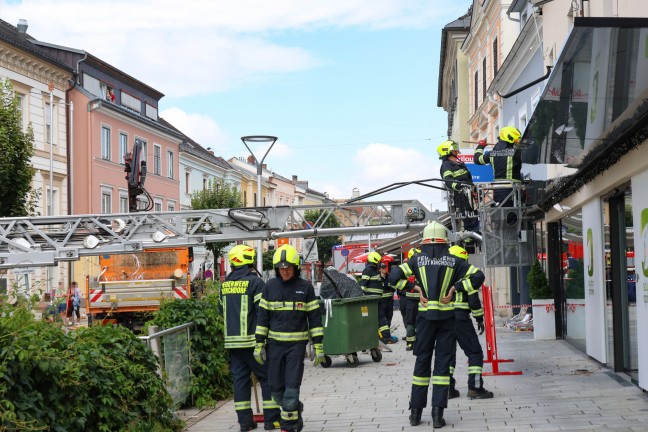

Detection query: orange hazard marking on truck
xmin=90 ymin=289 xmax=103 ymax=303
xmin=173 ymin=286 xmax=188 ymax=299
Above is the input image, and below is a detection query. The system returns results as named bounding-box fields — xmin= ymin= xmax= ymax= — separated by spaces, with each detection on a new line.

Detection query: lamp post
xmin=241 ymin=135 xmax=277 ymax=273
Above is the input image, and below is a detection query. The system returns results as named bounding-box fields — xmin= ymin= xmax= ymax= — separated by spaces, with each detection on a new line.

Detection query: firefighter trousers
xmin=378 ymin=297 xmax=393 ymax=339
xmin=410 ymin=316 xmax=455 ymax=409
xmin=450 ymin=318 xmax=485 ymax=389
xmin=404 ymin=298 xmax=419 ymax=346
xmin=229 ymin=348 xmax=280 ymax=428
xmin=267 ymin=341 xmax=307 ymax=432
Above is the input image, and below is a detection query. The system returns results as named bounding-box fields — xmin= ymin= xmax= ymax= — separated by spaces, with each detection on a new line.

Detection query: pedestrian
xmin=360 ymin=251 xmax=396 ymax=344
xmin=438 ymin=140 xmax=479 ymax=234
xmin=442 ymin=245 xmax=494 ymax=400
xmin=221 ymin=245 xmax=280 ymax=431
xmin=388 ymin=220 xmax=477 ymax=429
xmin=69 ymin=281 xmax=81 ymax=325
xmin=254 ymin=245 xmax=324 ymax=432
xmin=474 ymin=126 xmax=523 ymax=207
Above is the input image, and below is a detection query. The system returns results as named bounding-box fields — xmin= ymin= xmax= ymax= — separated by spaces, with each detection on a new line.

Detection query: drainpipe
xmin=497 ymin=66 xmax=553 ymax=99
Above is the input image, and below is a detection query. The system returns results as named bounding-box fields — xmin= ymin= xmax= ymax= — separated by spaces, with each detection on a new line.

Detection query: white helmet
xmin=422 ymin=221 xmax=448 ymax=244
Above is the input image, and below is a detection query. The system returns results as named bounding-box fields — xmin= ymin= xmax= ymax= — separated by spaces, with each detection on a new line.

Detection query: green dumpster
xmin=318 ymin=295 xmax=382 ymax=367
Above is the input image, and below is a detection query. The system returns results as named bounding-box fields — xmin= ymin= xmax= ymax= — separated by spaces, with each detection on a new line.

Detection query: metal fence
xmin=139 ymin=322 xmax=193 ymax=406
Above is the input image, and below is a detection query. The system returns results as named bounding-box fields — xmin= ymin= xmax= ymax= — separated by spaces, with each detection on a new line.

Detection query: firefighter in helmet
xmin=474 ymin=126 xmax=523 ymax=206
xmin=254 ymin=244 xmax=324 ymax=432
xmin=442 ymin=245 xmax=493 ymax=400
xmin=388 ymin=220 xmax=475 ymax=428
xmin=399 ymin=247 xmax=422 ymax=351
xmin=438 ymin=140 xmax=479 ymax=234
xmin=221 ymin=245 xmax=280 ymax=431
xmin=361 ymin=251 xmax=396 ymax=344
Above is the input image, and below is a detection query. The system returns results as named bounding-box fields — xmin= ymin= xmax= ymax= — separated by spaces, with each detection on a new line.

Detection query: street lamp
xmin=241 ymin=135 xmax=277 ymax=273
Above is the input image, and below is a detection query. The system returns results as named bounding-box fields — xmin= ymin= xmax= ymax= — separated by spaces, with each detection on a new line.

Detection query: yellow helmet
xmin=449 ymin=245 xmax=469 ymax=260
xmin=406 ymin=248 xmax=421 ymax=260
xmin=273 ymin=244 xmax=300 ymax=269
xmin=228 ymin=244 xmax=256 ymax=266
xmin=499 ymin=126 xmax=522 ymax=144
xmin=422 ymin=221 xmax=448 ymax=244
xmin=367 ymin=251 xmax=382 ymax=264
xmin=437 ymin=140 xmax=458 ymax=159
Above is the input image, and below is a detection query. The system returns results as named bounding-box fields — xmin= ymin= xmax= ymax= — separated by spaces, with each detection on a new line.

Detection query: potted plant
xmin=528 ymin=260 xmax=555 ymax=340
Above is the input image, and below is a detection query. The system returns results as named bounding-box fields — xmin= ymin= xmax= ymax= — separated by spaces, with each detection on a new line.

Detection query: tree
xmin=0 ymin=78 xmax=38 ymax=217
xmin=528 ymin=260 xmax=553 ymax=299
xmin=191 ymin=179 xmax=243 ymax=260
xmin=304 ymin=209 xmax=342 ymax=265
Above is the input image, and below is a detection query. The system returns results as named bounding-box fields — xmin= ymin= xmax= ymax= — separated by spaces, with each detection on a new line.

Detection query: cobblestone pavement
xmin=184 ymin=313 xmax=648 ymax=431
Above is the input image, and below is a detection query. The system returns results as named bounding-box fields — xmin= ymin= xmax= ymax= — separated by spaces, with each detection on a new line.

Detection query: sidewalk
xmin=184 ymin=313 xmax=648 ymax=431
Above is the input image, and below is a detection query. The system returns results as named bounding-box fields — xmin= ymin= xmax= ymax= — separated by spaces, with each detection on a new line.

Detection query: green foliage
xmin=147 ymin=280 xmax=232 ymax=407
xmin=528 ymin=260 xmax=553 ymax=299
xmin=262 ymin=249 xmax=274 ymax=270
xmin=303 ymin=209 xmax=342 ymax=265
xmin=191 ymin=179 xmax=243 ymax=261
xmin=0 ymin=301 xmax=182 ymax=432
xmin=565 ymin=259 xmax=585 ymax=299
xmin=0 ymin=78 xmax=38 ymax=217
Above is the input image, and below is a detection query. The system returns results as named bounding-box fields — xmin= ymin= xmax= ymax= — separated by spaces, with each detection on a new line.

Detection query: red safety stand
xmin=482 ymin=285 xmax=522 ymax=376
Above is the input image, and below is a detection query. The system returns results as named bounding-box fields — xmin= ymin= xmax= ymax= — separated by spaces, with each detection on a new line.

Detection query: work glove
xmin=475 ymin=317 xmax=485 ymax=335
xmin=313 ymin=343 xmax=325 ymax=366
xmin=253 ymin=342 xmax=266 ymax=365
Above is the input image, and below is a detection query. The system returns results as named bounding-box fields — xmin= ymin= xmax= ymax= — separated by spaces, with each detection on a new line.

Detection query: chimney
xmin=351 ymin=188 xmax=360 ymax=198
xmin=292 ymin=175 xmax=298 ymax=182
xmin=247 ymin=155 xmax=256 ymax=164
xmin=17 ymin=19 xmax=28 ymax=35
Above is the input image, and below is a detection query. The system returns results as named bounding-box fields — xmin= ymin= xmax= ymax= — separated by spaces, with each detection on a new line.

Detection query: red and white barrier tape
xmin=494 ymin=303 xmax=585 ymax=312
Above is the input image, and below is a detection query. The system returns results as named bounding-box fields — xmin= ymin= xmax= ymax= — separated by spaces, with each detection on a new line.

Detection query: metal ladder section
xmin=0 ymin=200 xmax=431 ymax=269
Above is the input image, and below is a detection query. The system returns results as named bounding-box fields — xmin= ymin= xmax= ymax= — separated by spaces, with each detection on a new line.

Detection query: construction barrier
xmin=482 ymin=285 xmax=522 ymax=376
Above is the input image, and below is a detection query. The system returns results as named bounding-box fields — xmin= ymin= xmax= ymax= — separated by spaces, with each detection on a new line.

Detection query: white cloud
xmin=3 ymin=0 xmax=468 ymax=96
xmin=160 ymin=107 xmax=228 ymax=149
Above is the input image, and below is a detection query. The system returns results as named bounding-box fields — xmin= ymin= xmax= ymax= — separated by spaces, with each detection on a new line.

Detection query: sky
xmin=2 ymin=0 xmax=474 ymax=211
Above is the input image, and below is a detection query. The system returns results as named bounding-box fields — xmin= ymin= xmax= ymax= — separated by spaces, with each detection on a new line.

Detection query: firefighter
xmin=474 ymin=126 xmax=523 ymax=207
xmin=378 ymin=262 xmax=397 ymax=341
xmin=438 ymin=140 xmax=479 ymax=233
xmin=443 ymin=245 xmax=494 ymax=400
xmin=399 ymin=248 xmax=421 ymax=351
xmin=361 ymin=251 xmax=396 ymax=344
xmin=221 ymin=245 xmax=280 ymax=431
xmin=254 ymin=245 xmax=324 ymax=432
xmin=388 ymin=221 xmax=476 ymax=429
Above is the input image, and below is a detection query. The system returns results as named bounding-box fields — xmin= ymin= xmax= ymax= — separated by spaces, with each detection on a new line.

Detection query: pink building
xmin=34 ymin=43 xmax=182 ymax=215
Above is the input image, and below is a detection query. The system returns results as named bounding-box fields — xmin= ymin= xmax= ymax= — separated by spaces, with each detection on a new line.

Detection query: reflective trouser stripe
xmin=468 ymin=366 xmax=483 ymax=374
xmin=412 ymin=375 xmax=430 ymax=387
xmin=432 ymin=375 xmax=450 ymax=386
xmin=235 ymin=401 xmax=252 ymax=411
xmin=281 ymin=409 xmax=299 ymax=420
xmin=263 ymin=400 xmax=280 ymax=410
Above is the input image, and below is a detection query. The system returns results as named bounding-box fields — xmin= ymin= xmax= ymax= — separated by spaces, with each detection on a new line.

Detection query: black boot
xmin=240 ymin=421 xmax=258 ymax=431
xmin=432 ymin=407 xmax=445 ymax=428
xmin=448 ymin=384 xmax=460 ymax=399
xmin=409 ymin=407 xmax=422 ymax=426
xmin=467 ymin=387 xmax=494 ymax=399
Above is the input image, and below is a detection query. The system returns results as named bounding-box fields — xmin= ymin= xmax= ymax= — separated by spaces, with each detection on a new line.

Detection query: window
xmin=145 ymin=103 xmax=158 ymax=120
xmin=15 ymin=94 xmax=25 ymax=131
xmin=474 ymin=71 xmax=479 ymax=111
xmin=139 ymin=140 xmax=147 ymax=163
xmin=101 ymin=191 xmax=112 ymax=214
xmin=101 ymin=126 xmax=111 ymax=160
xmin=119 ymin=133 xmax=128 ymax=164
xmin=153 ymin=145 xmax=161 ymax=175
xmin=121 ymin=91 xmax=141 ymax=113
xmin=493 ymin=38 xmax=498 ymax=75
xmin=482 ymin=58 xmax=487 ymax=102
xmin=45 ymin=102 xmax=52 ymax=144
xmin=119 ymin=194 xmax=129 ymax=213
xmin=167 ymin=150 xmax=174 ymax=179
xmin=203 ymin=178 xmax=208 ymax=189
xmin=45 ymin=187 xmax=58 ymax=216
xmin=168 ymin=202 xmax=175 ymax=212
xmin=154 ymin=201 xmax=162 ymax=212
xmin=185 ymin=171 xmax=191 ymax=193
